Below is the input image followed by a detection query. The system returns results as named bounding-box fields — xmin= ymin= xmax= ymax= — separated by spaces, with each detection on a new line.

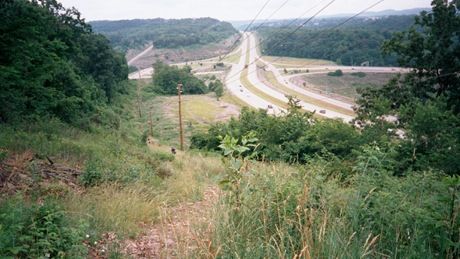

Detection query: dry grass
xmin=66 ymin=184 xmax=161 ymax=238
xmin=221 ymin=91 xmax=251 ymax=109
xmin=221 ymin=49 xmax=242 ymax=64
xmin=262 ymin=56 xmax=335 ymax=68
xmin=294 ymin=73 xmax=396 ymax=99
xmin=162 ymin=94 xmax=240 ymax=131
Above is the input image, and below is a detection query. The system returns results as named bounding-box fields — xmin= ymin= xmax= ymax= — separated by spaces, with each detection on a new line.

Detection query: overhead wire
xmin=225 ymin=0 xmax=337 ymax=84
xmin=225 ymin=0 xmax=388 ymax=86
xmin=220 ymin=0 xmax=273 ymax=60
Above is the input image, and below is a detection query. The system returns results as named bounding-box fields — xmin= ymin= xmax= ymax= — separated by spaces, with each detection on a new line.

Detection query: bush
xmin=0 ymin=196 xmax=88 ymax=258
xmin=351 ymin=72 xmax=366 ymax=78
xmin=80 ymin=158 xmax=103 ymax=187
xmin=327 ymin=69 xmax=343 ymax=77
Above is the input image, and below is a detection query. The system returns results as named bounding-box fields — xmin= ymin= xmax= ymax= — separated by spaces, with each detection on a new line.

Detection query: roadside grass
xmin=262 ymin=56 xmax=335 ymax=68
xmin=260 ymin=69 xmax=356 ymax=116
xmin=297 ymin=73 xmax=396 ymax=99
xmin=221 ymin=91 xmax=251 ymax=108
xmin=221 ymin=49 xmax=242 ymax=64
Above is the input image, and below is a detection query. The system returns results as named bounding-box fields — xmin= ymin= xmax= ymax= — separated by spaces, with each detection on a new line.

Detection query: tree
xmin=355 ymin=0 xmax=460 ymax=175
xmin=210 ymin=80 xmax=224 ymax=100
xmin=0 ymin=0 xmax=128 ymax=123
xmin=152 ymin=61 xmax=207 ymax=95
xmin=382 ymin=0 xmax=460 ymax=113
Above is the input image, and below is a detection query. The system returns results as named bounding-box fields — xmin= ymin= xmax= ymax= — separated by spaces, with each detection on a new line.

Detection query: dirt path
xmin=123 ymin=186 xmax=220 ymax=258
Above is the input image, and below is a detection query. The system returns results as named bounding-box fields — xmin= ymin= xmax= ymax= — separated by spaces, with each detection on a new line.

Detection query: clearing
xmin=161 ymin=94 xmax=240 ymax=131
xmin=291 ymin=72 xmax=397 ymax=101
xmin=127 ymin=35 xmax=238 ymax=69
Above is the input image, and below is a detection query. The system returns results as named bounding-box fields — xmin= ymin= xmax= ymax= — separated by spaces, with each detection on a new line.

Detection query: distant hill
xmin=258 ymin=15 xmax=418 ymax=66
xmin=322 ymin=8 xmax=431 ymax=18
xmin=91 ymin=18 xmax=237 ymax=52
xmin=230 ymin=7 xmax=429 ymax=30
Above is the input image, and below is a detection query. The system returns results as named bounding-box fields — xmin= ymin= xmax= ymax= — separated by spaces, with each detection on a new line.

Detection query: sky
xmin=58 ymin=0 xmax=433 ymax=22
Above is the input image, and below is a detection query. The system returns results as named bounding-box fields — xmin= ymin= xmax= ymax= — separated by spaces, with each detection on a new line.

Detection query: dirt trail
xmin=123 ymin=186 xmax=220 ymax=258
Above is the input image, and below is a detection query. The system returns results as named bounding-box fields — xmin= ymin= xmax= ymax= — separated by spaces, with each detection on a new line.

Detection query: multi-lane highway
xmin=229 ymin=32 xmax=354 ymax=122
xmin=128 ymin=32 xmax=406 ymax=122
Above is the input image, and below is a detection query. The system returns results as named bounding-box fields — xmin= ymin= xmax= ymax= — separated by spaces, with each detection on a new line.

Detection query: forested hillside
xmin=0 ymin=0 xmax=128 ymax=125
xmin=91 ymin=18 xmax=237 ymax=52
xmin=258 ymin=15 xmax=416 ymax=66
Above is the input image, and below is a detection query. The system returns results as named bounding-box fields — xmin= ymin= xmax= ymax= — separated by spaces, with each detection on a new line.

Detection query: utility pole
xmin=149 ymin=110 xmax=153 ymax=136
xmin=137 ymin=69 xmax=142 ymax=118
xmin=177 ymin=83 xmax=184 ymax=151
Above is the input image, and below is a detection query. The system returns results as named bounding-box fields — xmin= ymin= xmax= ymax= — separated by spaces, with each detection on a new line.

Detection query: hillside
xmin=258 ymin=15 xmax=416 ymax=66
xmin=91 ymin=18 xmax=238 ymax=52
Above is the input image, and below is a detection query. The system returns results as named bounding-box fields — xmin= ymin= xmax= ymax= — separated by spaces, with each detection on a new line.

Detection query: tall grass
xmin=0 ymin=81 xmax=226 ymax=250
xmin=205 ymin=159 xmax=458 ymax=258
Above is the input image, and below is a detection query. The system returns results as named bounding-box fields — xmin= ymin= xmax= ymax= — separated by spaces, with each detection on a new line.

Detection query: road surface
xmin=225 ymin=33 xmax=285 ymax=115
xmin=237 ymin=33 xmax=354 ymax=122
xmin=127 ymin=45 xmax=154 ymax=66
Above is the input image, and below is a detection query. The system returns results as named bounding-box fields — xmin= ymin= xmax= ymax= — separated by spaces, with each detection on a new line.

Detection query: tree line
xmin=91 ymin=18 xmax=237 ymax=52
xmin=258 ymin=15 xmax=417 ymax=66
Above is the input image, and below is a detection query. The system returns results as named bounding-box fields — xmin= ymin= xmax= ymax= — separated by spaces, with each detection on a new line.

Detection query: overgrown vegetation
xmin=91 ymin=18 xmax=237 ymax=52
xmin=0 ymin=0 xmax=129 ymax=124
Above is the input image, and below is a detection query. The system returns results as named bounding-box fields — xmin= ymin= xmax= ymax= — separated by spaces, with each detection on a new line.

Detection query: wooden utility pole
xmin=149 ymin=110 xmax=154 ymax=136
xmin=177 ymin=83 xmax=184 ymax=151
xmin=137 ymin=69 xmax=142 ymax=118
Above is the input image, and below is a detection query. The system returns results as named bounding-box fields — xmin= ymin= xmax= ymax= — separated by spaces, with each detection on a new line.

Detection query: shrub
xmin=351 ymin=72 xmax=366 ymax=78
xmin=0 ymin=196 xmax=88 ymax=258
xmin=80 ymin=158 xmax=103 ymax=187
xmin=327 ymin=69 xmax=343 ymax=77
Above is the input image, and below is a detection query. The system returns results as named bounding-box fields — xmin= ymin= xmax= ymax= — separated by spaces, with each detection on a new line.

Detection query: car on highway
xmin=319 ymin=110 xmax=326 ymax=114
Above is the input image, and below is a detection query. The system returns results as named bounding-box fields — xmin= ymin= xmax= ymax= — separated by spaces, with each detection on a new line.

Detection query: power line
xmin=225 ymin=0 xmax=387 ymax=86
xmin=220 ymin=0 xmax=273 ymax=60
xmin=225 ymin=0 xmax=337 ymax=84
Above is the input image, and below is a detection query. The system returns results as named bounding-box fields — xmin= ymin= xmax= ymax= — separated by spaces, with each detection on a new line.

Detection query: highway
xmin=228 ymin=32 xmax=354 ymax=122
xmin=225 ymin=33 xmax=285 ymax=115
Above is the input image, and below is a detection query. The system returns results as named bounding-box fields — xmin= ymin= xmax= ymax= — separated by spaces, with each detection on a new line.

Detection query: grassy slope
xmin=262 ymin=55 xmax=336 ymax=68
xmin=2 ymin=78 xmax=454 ymax=258
xmin=298 ymin=73 xmax=396 ymax=99
xmin=0 ymin=81 xmax=224 ymax=255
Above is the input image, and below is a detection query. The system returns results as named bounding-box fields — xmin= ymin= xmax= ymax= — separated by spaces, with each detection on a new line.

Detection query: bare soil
xmin=128 ymin=35 xmax=238 ymax=70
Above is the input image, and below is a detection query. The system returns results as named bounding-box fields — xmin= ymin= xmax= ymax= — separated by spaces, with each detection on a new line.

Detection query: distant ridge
xmin=230 ymin=7 xmax=430 ymax=28
xmin=320 ymin=8 xmax=431 ymax=18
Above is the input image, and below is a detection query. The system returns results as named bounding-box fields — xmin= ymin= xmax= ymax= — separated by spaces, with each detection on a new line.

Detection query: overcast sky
xmin=58 ymin=0 xmax=433 ymax=22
